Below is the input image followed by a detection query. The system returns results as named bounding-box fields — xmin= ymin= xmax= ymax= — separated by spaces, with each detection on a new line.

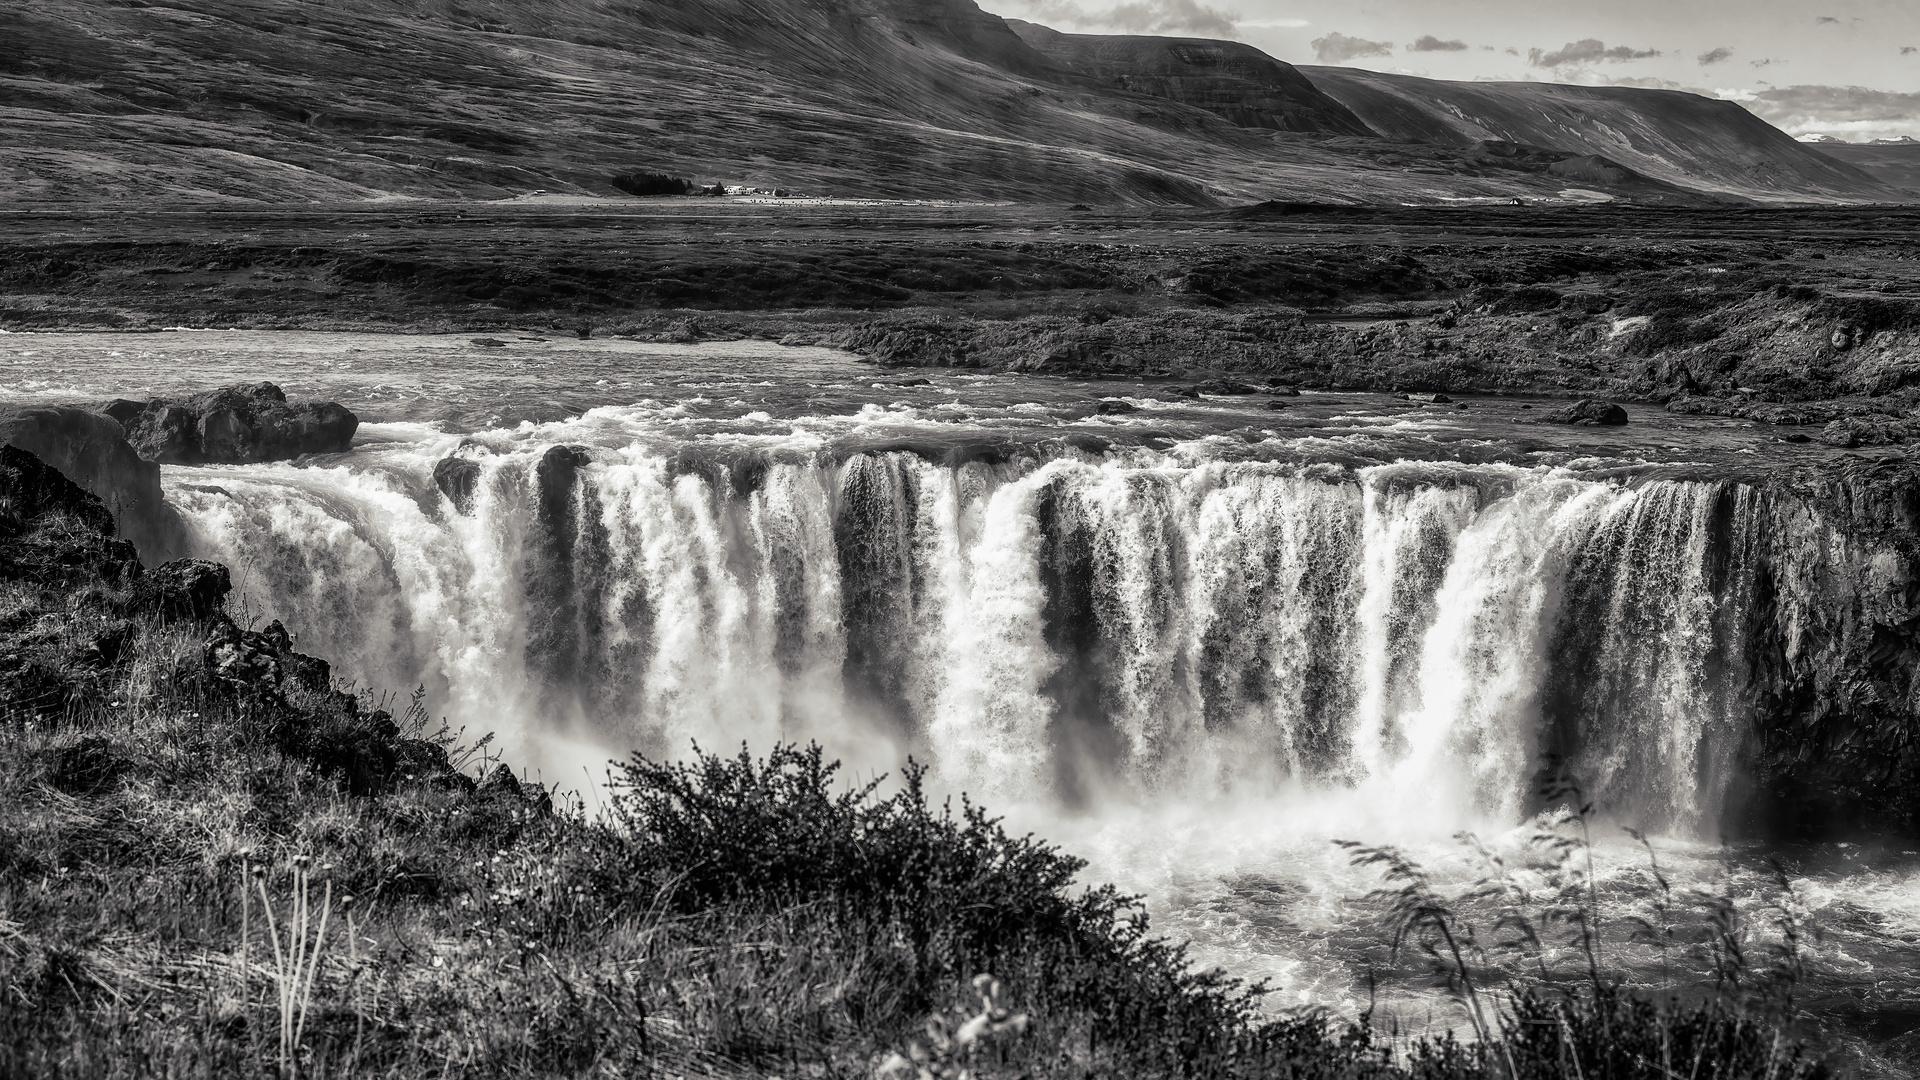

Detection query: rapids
xmin=7 ymin=330 xmax=1918 ymax=1069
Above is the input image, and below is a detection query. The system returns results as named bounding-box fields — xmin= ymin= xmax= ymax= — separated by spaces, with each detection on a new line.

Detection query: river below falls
xmin=6 ymin=329 xmax=1918 ymax=1074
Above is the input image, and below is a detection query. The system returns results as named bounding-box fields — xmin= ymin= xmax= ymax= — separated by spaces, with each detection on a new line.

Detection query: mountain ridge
xmin=1005 ymin=19 xmax=1376 ymax=137
xmin=0 ymin=0 xmax=1899 ymax=205
xmin=1301 ymin=66 xmax=1885 ymax=203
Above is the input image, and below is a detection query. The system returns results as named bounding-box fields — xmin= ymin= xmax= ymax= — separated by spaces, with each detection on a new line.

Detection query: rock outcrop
xmin=0 ymin=443 xmax=142 ymax=588
xmin=101 ymin=383 xmax=358 ymax=465
xmin=434 ymin=456 xmax=484 ymax=514
xmin=0 ymin=442 xmax=472 ymax=796
xmin=0 ymin=405 xmax=185 ymax=563
xmin=1545 ymin=400 xmax=1630 ymax=426
xmin=1820 ymin=416 xmax=1917 ymax=448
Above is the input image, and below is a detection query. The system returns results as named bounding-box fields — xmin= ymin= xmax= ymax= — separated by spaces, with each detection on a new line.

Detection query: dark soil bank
xmin=6 ymin=202 xmax=1920 ymax=431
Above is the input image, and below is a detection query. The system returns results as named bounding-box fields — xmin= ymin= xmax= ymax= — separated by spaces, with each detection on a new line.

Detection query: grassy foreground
xmin=0 ymin=443 xmax=1828 ymax=1078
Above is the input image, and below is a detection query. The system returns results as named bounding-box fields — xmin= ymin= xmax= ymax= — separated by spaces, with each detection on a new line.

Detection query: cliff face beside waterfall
xmin=1735 ymin=460 xmax=1920 ymax=836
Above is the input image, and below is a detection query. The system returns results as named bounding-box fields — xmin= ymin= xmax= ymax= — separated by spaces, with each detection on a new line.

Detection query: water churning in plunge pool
xmin=172 ymin=444 xmax=1759 ymax=836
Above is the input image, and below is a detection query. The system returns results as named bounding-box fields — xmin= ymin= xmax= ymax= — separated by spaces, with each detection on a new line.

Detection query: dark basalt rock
xmin=1545 ymin=399 xmax=1629 ymax=426
xmin=477 ymin=762 xmax=550 ymax=814
xmin=1 ymin=405 xmax=182 ymax=563
xmin=1406 ymin=392 xmax=1452 ymax=404
xmin=203 ymin=617 xmax=330 ymax=695
xmin=103 ymin=383 xmax=358 ymax=465
xmin=477 ymin=763 xmax=522 ymax=798
xmin=534 ymin=445 xmax=591 ymax=530
xmin=0 ymin=443 xmax=142 ymax=587
xmin=433 ymin=456 xmax=484 ymax=514
xmin=130 ymin=559 xmax=231 ymax=622
xmin=1266 ymin=400 xmax=1290 ymax=410
xmin=1820 ymin=416 xmax=1915 ymax=448
xmin=1735 ymin=457 xmax=1920 ymax=839
xmin=1194 ymin=379 xmax=1261 ymax=395
xmin=1095 ymin=399 xmax=1138 ymax=414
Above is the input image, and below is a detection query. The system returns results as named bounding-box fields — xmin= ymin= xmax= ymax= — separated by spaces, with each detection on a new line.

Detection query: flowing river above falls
xmin=6 ymin=330 xmax=1918 ymax=1071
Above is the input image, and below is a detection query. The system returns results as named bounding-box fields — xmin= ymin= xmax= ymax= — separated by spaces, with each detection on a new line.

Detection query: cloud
xmin=1815 ymin=16 xmax=1840 ymax=24
xmin=1594 ymin=75 xmax=1685 ymax=90
xmin=1408 ymin=35 xmax=1469 ymax=53
xmin=1698 ymin=47 xmax=1734 ymax=66
xmin=1311 ymin=32 xmax=1393 ymax=63
xmin=1529 ymin=39 xmax=1662 ymax=68
xmin=1904 ymin=46 xmax=1917 ymax=55
xmin=1751 ymin=57 xmax=1778 ymax=68
xmin=1738 ymin=84 xmax=1920 ymax=141
xmin=1019 ymin=0 xmax=1240 ymax=37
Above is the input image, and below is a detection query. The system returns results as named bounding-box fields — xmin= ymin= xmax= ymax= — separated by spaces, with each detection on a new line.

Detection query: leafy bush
xmin=611 ymin=171 xmax=694 ymax=196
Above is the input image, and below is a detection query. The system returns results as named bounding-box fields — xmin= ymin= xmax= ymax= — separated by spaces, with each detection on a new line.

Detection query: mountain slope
xmin=1815 ymin=143 xmax=1920 ymax=197
xmin=1005 ymin=20 xmax=1374 ymax=137
xmin=0 ymin=0 xmax=1895 ymax=206
xmin=1301 ymin=67 xmax=1888 ymax=203
xmin=0 ymin=0 xmax=1488 ymax=206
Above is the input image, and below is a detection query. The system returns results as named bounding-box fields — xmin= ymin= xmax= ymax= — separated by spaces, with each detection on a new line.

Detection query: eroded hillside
xmin=0 ymin=0 xmax=1898 ymax=205
xmin=1302 ymin=67 xmax=1886 ymax=204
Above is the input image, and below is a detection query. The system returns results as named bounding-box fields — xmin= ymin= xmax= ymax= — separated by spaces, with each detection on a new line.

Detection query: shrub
xmin=610 ymin=171 xmax=694 ymax=197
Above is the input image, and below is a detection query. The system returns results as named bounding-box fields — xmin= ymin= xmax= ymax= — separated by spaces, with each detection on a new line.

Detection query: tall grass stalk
xmin=257 ymin=854 xmax=333 ymax=1076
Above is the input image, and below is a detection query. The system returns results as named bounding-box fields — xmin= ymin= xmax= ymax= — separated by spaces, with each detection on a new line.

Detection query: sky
xmin=987 ymin=0 xmax=1920 ymax=141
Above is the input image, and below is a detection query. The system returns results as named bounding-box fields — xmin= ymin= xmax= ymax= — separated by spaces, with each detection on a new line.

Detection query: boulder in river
xmin=433 ymin=456 xmax=484 ymax=514
xmin=101 ymin=383 xmax=358 ymax=465
xmin=1095 ymin=399 xmax=1138 ymax=415
xmin=1544 ymin=399 xmax=1629 ymax=426
xmin=1194 ymin=379 xmax=1260 ymax=395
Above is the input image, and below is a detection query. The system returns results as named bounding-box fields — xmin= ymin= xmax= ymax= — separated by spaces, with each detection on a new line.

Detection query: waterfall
xmin=170 ymin=442 xmax=1761 ymax=834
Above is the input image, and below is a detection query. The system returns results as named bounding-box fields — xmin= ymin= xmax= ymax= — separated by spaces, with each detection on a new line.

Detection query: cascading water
xmin=171 ymin=440 xmax=1757 ymax=836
